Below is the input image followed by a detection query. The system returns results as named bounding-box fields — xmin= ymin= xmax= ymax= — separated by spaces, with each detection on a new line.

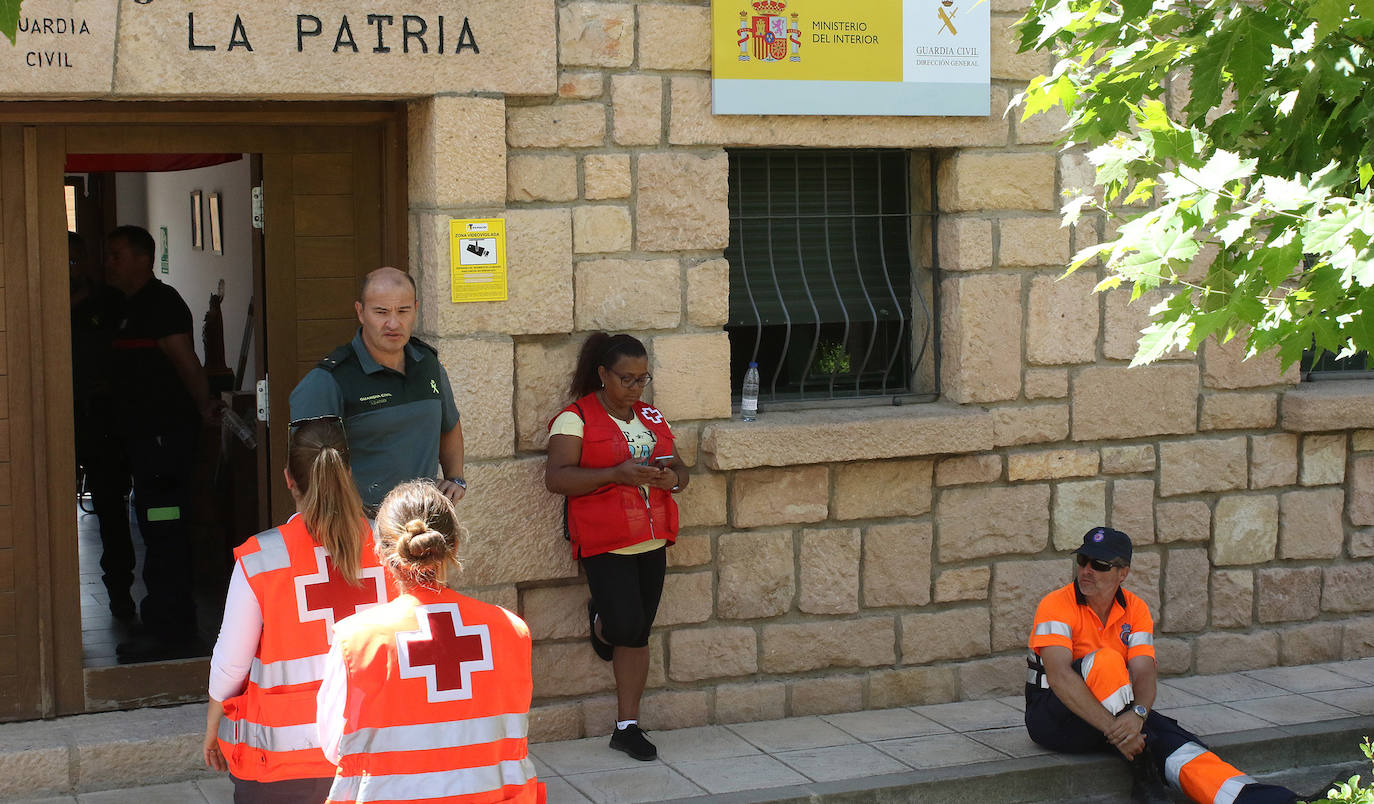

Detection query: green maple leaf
xmin=0 ymin=0 xmax=22 ymax=46
xmin=1308 ymin=0 xmax=1351 ymax=42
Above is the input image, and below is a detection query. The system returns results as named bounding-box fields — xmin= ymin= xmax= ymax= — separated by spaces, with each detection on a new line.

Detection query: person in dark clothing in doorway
xmin=69 ymin=231 xmax=134 ymax=621
xmin=103 ymin=225 xmax=220 ymax=661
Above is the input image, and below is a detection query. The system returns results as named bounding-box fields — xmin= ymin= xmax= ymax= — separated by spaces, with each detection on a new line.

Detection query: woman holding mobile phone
xmin=543 ymin=332 xmax=687 ymax=762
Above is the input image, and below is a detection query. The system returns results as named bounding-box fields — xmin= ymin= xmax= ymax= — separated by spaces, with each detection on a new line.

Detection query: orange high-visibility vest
xmin=323 ymin=586 xmax=544 ymax=804
xmin=553 ymin=393 xmax=679 ymax=559
xmin=218 ymin=514 xmax=392 ymax=783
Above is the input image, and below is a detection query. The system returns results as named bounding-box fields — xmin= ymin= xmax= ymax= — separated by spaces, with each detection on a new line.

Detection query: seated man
xmin=1025 ymin=527 xmax=1295 ymax=804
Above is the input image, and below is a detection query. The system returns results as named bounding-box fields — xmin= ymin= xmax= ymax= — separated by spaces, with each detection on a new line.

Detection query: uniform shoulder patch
xmin=408 ymin=336 xmax=439 ymax=356
xmin=317 ymin=344 xmax=356 ymax=372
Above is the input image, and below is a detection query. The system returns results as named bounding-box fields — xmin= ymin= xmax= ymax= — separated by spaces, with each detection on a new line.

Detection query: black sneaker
xmin=609 ymin=724 xmax=657 ymax=761
xmin=108 ymin=591 xmax=136 ymax=622
xmin=587 ymin=600 xmax=613 ymax=662
xmin=116 ymin=633 xmax=208 ymax=664
xmin=1129 ymin=750 xmax=1171 ymax=803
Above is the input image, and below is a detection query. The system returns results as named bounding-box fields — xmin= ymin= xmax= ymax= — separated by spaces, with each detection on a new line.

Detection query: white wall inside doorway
xmin=113 ymin=160 xmax=256 ymax=387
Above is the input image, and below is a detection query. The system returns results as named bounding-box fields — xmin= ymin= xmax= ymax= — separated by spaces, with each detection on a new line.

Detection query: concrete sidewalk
xmin=8 ymin=659 xmax=1374 ymax=803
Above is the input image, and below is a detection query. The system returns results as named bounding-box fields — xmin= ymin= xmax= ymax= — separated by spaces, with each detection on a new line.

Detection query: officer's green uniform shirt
xmin=288 ymin=330 xmax=460 ymax=509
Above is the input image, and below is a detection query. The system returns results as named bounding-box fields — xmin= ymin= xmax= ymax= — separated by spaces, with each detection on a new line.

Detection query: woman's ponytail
xmin=302 ymin=445 xmax=365 ymax=586
xmin=287 ymin=418 xmax=367 ymax=586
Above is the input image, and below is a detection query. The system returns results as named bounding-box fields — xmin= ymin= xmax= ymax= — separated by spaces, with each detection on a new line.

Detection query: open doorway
xmin=0 ymin=106 xmax=405 ymax=720
xmin=66 ymin=155 xmax=261 ymax=668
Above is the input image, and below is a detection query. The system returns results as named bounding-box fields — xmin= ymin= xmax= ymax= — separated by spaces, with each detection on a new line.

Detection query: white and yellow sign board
xmin=712 ymin=0 xmax=989 ymax=116
xmin=449 ymin=218 xmax=507 ymax=303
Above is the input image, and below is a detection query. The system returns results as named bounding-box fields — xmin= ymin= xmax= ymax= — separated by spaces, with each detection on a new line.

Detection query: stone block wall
xmin=393 ymin=1 xmax=1374 ymax=742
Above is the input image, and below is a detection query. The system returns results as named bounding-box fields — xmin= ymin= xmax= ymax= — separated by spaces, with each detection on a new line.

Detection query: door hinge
xmin=251 ymin=185 xmax=264 ymax=230
xmin=256 ymin=375 xmax=269 ymax=424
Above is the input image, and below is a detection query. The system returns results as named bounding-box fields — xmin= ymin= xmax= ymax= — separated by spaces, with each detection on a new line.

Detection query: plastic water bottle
xmin=741 ymin=362 xmax=760 ymax=422
xmin=222 ymin=408 xmax=258 ymax=449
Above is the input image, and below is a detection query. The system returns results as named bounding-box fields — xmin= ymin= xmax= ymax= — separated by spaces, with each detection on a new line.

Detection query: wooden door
xmin=0 ymin=124 xmax=76 ymax=718
xmin=0 ymin=103 xmax=404 ymax=718
xmin=263 ymin=124 xmax=389 ymax=524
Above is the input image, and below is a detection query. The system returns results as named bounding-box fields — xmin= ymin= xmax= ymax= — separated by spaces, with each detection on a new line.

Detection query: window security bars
xmin=725 ymin=150 xmax=937 ymax=405
xmin=1303 ymin=349 xmax=1373 ymax=379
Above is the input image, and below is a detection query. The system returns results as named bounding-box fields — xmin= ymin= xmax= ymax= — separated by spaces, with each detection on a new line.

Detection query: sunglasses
xmin=289 ymin=414 xmax=344 ymax=429
xmin=1076 ymin=554 xmax=1125 ymax=572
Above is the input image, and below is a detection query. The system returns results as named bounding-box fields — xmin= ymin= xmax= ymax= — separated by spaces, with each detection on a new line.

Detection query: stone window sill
xmin=1281 ymin=379 xmax=1374 ymax=432
xmin=700 ymin=402 xmax=993 ymax=470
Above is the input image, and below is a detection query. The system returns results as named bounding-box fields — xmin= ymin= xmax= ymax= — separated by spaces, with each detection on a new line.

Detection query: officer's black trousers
xmin=76 ymin=414 xmax=134 ymax=603
xmin=125 ymin=423 xmax=198 ymax=638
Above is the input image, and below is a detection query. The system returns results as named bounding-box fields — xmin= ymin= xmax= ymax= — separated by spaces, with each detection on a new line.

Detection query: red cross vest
xmin=217 ymin=514 xmax=393 ymax=783
xmin=553 ymin=393 xmax=679 ymax=559
xmin=323 ymin=586 xmax=544 ymax=804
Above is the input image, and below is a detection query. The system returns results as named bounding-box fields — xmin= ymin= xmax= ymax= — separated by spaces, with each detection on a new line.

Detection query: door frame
xmin=0 ymin=101 xmax=407 ymax=717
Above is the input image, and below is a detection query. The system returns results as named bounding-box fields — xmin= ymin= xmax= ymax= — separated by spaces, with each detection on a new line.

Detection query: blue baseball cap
xmin=1077 ymin=526 xmax=1132 ymax=565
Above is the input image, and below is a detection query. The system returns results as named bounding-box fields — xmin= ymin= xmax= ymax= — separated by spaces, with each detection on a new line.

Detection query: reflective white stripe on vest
xmin=1127 ymin=631 xmax=1155 ymax=648
xmin=241 ymin=528 xmax=290 ymax=577
xmin=1100 ymin=682 xmax=1133 ymax=715
xmin=1213 ymin=774 xmax=1255 ymax=804
xmin=220 ymin=718 xmax=321 ymax=753
xmin=1080 ymin=651 xmax=1096 ymax=681
xmin=330 ymin=758 xmax=535 ymax=802
xmin=1026 ymin=667 xmax=1052 ymax=689
xmin=1034 ymin=621 xmax=1072 ymax=639
xmin=1164 ymin=741 xmax=1209 ymax=789
xmin=250 ymin=654 xmax=327 ymax=689
xmin=340 ymin=712 xmax=528 ymax=756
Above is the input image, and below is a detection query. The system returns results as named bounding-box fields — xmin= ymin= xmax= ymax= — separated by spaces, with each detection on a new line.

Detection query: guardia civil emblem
xmin=736 ymin=1 xmax=801 ymax=63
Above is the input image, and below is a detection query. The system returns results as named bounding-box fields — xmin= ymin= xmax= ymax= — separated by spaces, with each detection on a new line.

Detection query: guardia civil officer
xmin=288 ymin=267 xmax=465 ymax=512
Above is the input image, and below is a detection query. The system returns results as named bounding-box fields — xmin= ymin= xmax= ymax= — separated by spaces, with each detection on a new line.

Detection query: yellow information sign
xmin=449 ymin=218 xmax=507 ymax=303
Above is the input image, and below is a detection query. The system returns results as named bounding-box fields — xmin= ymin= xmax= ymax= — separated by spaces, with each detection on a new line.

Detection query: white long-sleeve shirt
xmin=208 ymin=561 xmax=265 ymax=702
xmin=316 ymin=640 xmax=349 ymax=764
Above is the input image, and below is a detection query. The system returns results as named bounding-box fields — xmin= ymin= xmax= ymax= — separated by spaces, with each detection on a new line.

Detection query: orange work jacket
xmin=218 ymin=514 xmax=393 ymax=782
xmin=321 ymin=586 xmax=544 ymax=804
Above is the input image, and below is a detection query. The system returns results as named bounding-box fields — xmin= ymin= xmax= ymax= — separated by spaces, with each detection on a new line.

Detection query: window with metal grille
xmin=1298 ymin=256 xmax=1373 ymax=380
xmin=1302 ymin=348 xmax=1372 ymax=379
xmin=725 ymin=149 xmax=936 ymax=407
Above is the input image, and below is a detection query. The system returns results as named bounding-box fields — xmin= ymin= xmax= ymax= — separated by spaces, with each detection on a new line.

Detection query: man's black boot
xmin=1130 ymin=749 xmax=1172 ymax=803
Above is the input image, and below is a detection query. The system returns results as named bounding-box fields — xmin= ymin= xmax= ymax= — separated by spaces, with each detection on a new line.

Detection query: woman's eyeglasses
xmin=1076 ymin=554 xmax=1125 ymax=572
xmin=609 ymin=371 xmax=652 ymax=389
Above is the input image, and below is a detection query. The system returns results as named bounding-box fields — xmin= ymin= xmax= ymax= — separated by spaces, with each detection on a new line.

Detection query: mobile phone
xmin=654 ymin=455 xmax=675 ymax=464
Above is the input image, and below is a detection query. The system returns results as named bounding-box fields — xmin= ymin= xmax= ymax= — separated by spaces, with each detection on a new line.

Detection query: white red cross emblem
xmin=295 ymin=546 xmax=387 ymax=642
xmin=396 ymin=603 xmax=494 ymax=703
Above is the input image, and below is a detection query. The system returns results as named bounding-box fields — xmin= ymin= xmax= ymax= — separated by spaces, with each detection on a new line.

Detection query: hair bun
xmin=397 ymin=519 xmax=447 ymax=563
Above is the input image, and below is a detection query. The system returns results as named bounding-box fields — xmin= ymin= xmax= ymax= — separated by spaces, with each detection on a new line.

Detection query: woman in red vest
xmin=316 ymin=480 xmax=543 ymax=803
xmin=203 ymin=417 xmax=393 ymax=803
xmin=544 ymin=332 xmax=687 ymax=761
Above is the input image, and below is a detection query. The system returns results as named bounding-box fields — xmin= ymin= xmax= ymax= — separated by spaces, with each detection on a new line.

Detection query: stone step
xmin=0 ymin=704 xmax=210 ymax=801
xmin=654 ymin=717 xmax=1374 ymax=804
xmin=2 ymin=706 xmax=1370 ymax=802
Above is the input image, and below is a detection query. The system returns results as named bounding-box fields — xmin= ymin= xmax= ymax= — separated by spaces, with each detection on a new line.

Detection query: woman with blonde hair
xmin=316 ymin=480 xmax=543 ymax=804
xmin=204 ymin=416 xmax=393 ymax=803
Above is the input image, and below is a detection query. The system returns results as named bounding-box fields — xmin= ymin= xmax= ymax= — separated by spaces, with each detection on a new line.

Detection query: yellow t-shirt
xmin=550 ymin=408 xmax=669 ymax=555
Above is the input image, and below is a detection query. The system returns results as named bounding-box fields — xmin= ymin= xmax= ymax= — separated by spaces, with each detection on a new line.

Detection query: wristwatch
xmin=447 ymin=477 xmax=467 ymax=489
xmin=1132 ymin=704 xmax=1149 ymax=718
